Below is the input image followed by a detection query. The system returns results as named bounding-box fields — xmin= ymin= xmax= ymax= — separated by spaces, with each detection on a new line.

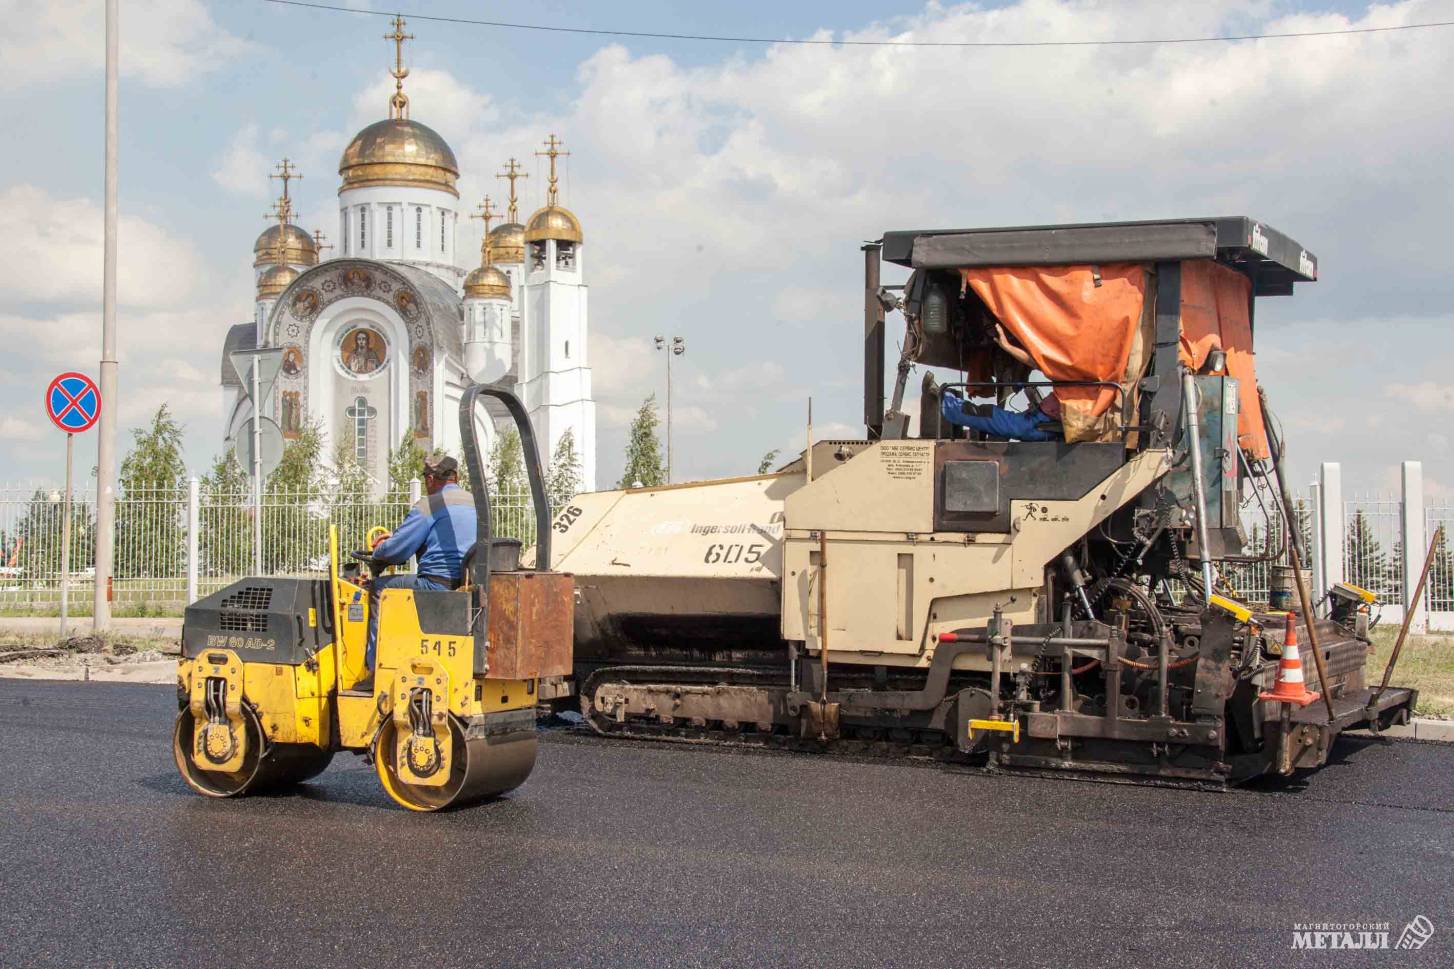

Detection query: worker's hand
xmin=368 ymin=528 xmax=391 ymax=551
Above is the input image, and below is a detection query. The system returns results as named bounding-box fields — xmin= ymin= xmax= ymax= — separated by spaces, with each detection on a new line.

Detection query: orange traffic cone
xmin=1260 ymin=611 xmax=1320 ymax=707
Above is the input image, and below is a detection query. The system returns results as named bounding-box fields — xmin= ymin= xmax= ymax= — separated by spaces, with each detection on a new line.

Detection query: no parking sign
xmin=43 ymin=370 xmax=100 ymax=630
xmin=45 ymin=372 xmax=101 ymax=434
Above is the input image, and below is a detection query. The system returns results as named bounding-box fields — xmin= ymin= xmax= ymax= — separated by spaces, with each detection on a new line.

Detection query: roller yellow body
xmin=172 ymin=385 xmax=571 ymax=811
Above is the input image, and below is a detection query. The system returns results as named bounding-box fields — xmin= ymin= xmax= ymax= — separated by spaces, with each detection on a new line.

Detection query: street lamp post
xmin=93 ymin=0 xmax=119 ymax=633
xmin=654 ymin=335 xmax=685 ymax=482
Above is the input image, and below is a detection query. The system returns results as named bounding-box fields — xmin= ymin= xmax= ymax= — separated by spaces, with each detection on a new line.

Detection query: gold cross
xmin=270 ymin=157 xmax=302 ymax=205
xmin=267 ymin=199 xmax=291 ymax=264
xmin=263 ymin=197 xmax=293 ymax=227
xmin=385 ymin=14 xmax=414 ymax=119
xmin=535 ymin=134 xmax=570 ymax=207
xmin=313 ymin=229 xmax=334 ymax=259
xmin=495 ymin=158 xmax=527 ymax=222
xmin=470 ymin=196 xmax=498 ymax=262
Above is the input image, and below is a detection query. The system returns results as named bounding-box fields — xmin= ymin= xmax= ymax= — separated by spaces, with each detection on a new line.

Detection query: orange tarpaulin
xmin=962 ymin=264 xmax=1147 ymax=442
xmin=1178 ymin=260 xmax=1269 ymax=459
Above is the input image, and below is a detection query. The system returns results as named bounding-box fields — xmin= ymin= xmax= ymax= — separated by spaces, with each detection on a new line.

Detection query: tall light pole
xmin=654 ymin=335 xmax=685 ymax=482
xmin=93 ymin=0 xmax=119 ymax=633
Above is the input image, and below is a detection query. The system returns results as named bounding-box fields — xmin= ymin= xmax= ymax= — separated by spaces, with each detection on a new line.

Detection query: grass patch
xmin=1368 ymin=626 xmax=1454 ymax=718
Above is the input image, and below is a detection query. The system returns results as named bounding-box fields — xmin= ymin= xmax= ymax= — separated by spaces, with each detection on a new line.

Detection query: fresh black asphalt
xmin=1 ymin=679 xmax=1449 ymax=969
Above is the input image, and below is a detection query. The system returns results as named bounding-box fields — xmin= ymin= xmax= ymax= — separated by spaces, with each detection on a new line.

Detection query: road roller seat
xmin=459 ymin=538 xmax=524 ymax=591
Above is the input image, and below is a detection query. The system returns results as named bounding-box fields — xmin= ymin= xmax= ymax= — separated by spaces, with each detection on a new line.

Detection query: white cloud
xmin=1386 ymin=382 xmax=1454 ymax=414
xmin=211 ymin=124 xmax=271 ymax=199
xmin=0 ymin=417 xmax=45 ymax=442
xmin=351 ymin=68 xmax=498 ymax=140
xmin=0 ymin=185 xmax=208 ymax=309
xmin=0 ymin=0 xmax=255 ymax=87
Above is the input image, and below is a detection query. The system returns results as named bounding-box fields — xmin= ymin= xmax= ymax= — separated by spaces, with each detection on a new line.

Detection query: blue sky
xmin=1 ymin=0 xmax=1451 ymax=497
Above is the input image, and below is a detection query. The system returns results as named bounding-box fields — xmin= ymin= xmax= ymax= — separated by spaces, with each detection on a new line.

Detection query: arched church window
xmin=564 ymin=340 xmax=570 ymax=359
xmin=340 ymin=211 xmax=347 ymax=255
xmin=386 ymin=206 xmax=394 ymax=248
xmin=415 ymin=207 xmax=423 ymax=249
xmin=359 ymin=207 xmax=367 ymax=249
xmin=347 ymin=395 xmax=375 ymax=463
xmin=530 ymin=242 xmax=547 ymax=272
xmin=556 ymin=242 xmax=576 ymax=270
xmin=440 ymin=210 xmax=447 ymax=251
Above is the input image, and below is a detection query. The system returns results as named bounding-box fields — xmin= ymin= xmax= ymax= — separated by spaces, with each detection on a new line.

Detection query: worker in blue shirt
xmin=364 ymin=451 xmax=477 ymax=671
xmin=940 ymin=388 xmax=1062 ymax=441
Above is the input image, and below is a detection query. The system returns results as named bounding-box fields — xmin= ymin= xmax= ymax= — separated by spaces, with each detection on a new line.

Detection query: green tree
xmin=488 ymin=428 xmax=534 ymax=545
xmin=115 ymin=405 xmax=187 ymax=578
xmin=1345 ymin=509 xmax=1388 ymax=594
xmin=13 ymin=487 xmax=95 ymax=582
xmin=329 ymin=443 xmax=376 ymax=561
xmin=1427 ymin=526 xmax=1453 ymax=612
xmin=263 ymin=422 xmax=325 ymax=573
xmin=199 ymin=452 xmax=251 ymax=579
xmin=547 ymin=428 xmax=583 ymax=511
xmin=387 ymin=434 xmax=428 ymax=503
xmin=757 ymin=449 xmax=780 ymax=474
xmin=618 ymin=394 xmax=665 ymax=489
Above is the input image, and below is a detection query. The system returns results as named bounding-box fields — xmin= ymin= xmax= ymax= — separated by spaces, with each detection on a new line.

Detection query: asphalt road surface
xmin=2 ymin=680 xmax=1450 ymax=969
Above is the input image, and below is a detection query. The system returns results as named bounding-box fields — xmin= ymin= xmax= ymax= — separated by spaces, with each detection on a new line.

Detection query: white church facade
xmin=221 ymin=17 xmax=595 ymax=492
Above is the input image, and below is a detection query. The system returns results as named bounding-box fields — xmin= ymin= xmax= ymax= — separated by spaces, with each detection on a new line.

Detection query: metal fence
xmin=1343 ymin=492 xmax=1404 ymax=605
xmin=2 ymin=468 xmax=1450 ymax=627
xmin=0 ymin=481 xmax=540 ymax=616
xmin=1429 ymin=503 xmax=1453 ymax=613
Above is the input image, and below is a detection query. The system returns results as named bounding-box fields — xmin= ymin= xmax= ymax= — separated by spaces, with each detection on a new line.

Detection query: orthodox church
xmin=220 ymin=16 xmax=596 ymax=492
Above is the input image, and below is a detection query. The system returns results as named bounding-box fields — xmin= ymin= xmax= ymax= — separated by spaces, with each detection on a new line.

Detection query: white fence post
xmin=1309 ymin=480 xmax=1324 ymax=604
xmin=1319 ymin=462 xmax=1344 ymax=596
xmin=407 ymin=477 xmax=422 ymax=571
xmin=186 ymin=476 xmax=200 ymax=605
xmin=1401 ymin=461 xmax=1426 ymax=634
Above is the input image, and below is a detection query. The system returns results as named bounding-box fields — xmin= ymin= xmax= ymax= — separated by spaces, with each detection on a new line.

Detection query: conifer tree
xmin=618 ymin=395 xmax=665 ymax=489
xmin=488 ymin=428 xmax=532 ymax=544
xmin=547 ymin=429 xmax=583 ymax=510
xmin=115 ymin=405 xmax=187 ymax=578
xmin=199 ymin=452 xmax=250 ymax=578
xmin=1345 ymin=509 xmax=1388 ymax=594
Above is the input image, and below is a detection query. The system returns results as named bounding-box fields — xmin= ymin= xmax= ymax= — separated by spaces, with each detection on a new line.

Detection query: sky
xmin=0 ymin=0 xmax=1450 ymax=498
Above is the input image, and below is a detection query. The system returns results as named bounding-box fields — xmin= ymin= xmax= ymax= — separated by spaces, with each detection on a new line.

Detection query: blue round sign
xmin=45 ymin=372 xmax=101 ymax=433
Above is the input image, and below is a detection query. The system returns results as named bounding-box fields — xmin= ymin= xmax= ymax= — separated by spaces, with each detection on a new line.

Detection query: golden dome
xmin=338 ymin=118 xmax=459 ymax=197
xmin=524 ymin=205 xmax=583 ymax=244
xmin=253 ymin=223 xmax=318 ymax=268
xmin=256 ymin=264 xmax=300 ymax=300
xmin=488 ymin=222 xmax=525 ymax=264
xmin=463 ymin=264 xmax=512 ymax=301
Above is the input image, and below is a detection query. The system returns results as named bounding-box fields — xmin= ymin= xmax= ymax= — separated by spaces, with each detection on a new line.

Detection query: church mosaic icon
xmin=394 ymin=288 xmax=421 ymax=322
xmin=411 ymin=345 xmax=431 ymax=375
xmin=281 ymin=390 xmax=302 ymax=436
xmin=340 ymin=327 xmax=387 ymax=376
xmin=291 ymin=287 xmax=321 ymax=321
xmin=281 ymin=345 xmax=303 ymax=376
xmin=340 ymin=267 xmax=374 ymax=294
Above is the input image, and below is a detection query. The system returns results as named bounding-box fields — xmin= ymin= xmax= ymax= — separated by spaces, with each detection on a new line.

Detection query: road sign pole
xmin=59 ymin=433 xmax=74 ymax=638
xmin=93 ymin=0 xmax=119 ymax=634
xmin=252 ymin=361 xmax=263 ymax=576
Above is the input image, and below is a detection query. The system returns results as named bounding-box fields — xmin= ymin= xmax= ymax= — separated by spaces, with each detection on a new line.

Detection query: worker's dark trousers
xmin=365 ymin=574 xmax=452 ymax=669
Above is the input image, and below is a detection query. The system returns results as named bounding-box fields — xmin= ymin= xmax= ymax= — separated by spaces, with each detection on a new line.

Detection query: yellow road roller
xmin=173 ymin=386 xmax=572 ymax=810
